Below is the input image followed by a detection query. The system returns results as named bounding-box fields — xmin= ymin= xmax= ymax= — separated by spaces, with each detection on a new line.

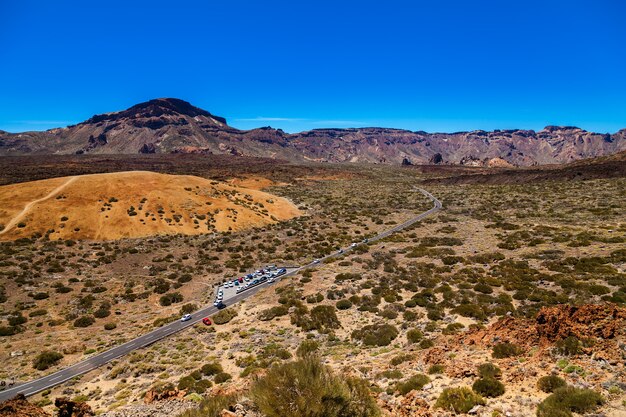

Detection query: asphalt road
xmin=0 ymin=187 xmax=441 ymax=401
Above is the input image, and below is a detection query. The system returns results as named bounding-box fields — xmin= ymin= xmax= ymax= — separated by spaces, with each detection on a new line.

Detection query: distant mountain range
xmin=1 ymin=98 xmax=624 ymax=166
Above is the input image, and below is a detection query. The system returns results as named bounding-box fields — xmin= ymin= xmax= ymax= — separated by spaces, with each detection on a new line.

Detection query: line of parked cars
xmin=235 ymin=266 xmax=287 ymax=294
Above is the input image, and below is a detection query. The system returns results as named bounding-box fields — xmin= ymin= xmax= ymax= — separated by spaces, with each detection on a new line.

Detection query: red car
xmin=202 ymin=317 xmax=212 ymax=325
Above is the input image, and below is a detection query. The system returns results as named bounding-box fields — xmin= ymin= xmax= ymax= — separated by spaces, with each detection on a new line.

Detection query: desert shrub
xmin=379 ymin=369 xmax=403 ymax=379
xmin=214 ymin=372 xmax=232 ymax=383
xmin=536 ymin=386 xmax=604 ymax=417
xmin=478 ymin=363 xmax=501 ymax=379
xmin=406 ymin=328 xmax=424 ymax=344
xmin=179 ymin=394 xmax=239 ymax=417
xmin=335 ymin=272 xmax=361 ymax=283
xmin=452 ymin=304 xmax=486 ymax=320
xmin=434 ymin=387 xmax=485 ymax=414
xmin=352 ymin=324 xmax=399 ymax=347
xmin=178 ymin=375 xmax=211 ymax=393
xmin=178 ymin=273 xmax=192 ymax=283
xmin=159 ymin=292 xmax=183 ymax=306
xmin=292 ymin=305 xmax=340 ymax=332
xmin=419 ymin=338 xmax=434 ymax=349
xmin=404 ymin=299 xmax=417 ymax=308
xmin=380 ymin=308 xmax=398 ymax=319
xmin=201 ymin=362 xmax=223 ymax=376
xmin=0 ymin=326 xmax=19 ymax=336
xmin=396 ymin=374 xmax=430 ymax=395
xmin=472 ymin=378 xmax=505 ymax=397
xmin=492 ymin=342 xmax=522 ymax=359
xmin=104 ymin=322 xmax=117 ymax=330
xmin=73 ymin=315 xmax=95 ymax=328
xmin=31 ymin=292 xmax=50 ymax=300
xmin=259 ymin=305 xmax=288 ymax=321
xmin=296 ymin=339 xmax=320 ymax=358
xmin=152 ymin=278 xmax=170 ymax=294
xmin=194 ymin=379 xmax=213 ymax=393
xmin=179 ymin=303 xmax=197 ymax=315
xmin=251 ymin=357 xmax=381 ymax=417
xmin=213 ymin=308 xmax=237 ymax=325
xmin=537 ymin=375 xmax=566 ymax=393
xmin=94 ymin=308 xmax=110 ymax=318
xmin=555 ymin=336 xmax=581 ymax=356
xmin=33 ymin=350 xmax=63 ymax=370
xmin=442 ymin=322 xmax=464 ymax=335
xmin=390 ymin=354 xmax=413 ymax=366
xmin=336 ymin=299 xmax=353 ymax=310
xmin=8 ymin=314 xmax=27 ymax=326
xmin=428 ymin=364 xmax=445 ymax=374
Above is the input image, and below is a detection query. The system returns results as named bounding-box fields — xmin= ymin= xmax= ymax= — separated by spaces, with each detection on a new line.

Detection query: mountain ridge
xmin=1 ymin=98 xmax=625 ymax=166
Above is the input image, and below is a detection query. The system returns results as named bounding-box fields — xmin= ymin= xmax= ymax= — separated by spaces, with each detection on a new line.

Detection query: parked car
xmin=202 ymin=317 xmax=212 ymax=325
xmin=180 ymin=314 xmax=192 ymax=322
xmin=350 ymin=243 xmax=357 ymax=248
xmin=313 ymin=259 xmax=320 ymax=264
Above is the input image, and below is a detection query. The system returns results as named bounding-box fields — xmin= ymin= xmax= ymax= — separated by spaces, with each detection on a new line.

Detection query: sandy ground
xmin=0 ymin=171 xmax=300 ymax=241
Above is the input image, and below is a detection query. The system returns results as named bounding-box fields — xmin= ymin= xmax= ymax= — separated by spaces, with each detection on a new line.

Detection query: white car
xmin=180 ymin=314 xmax=192 ymax=322
xmin=313 ymin=259 xmax=320 ymax=264
xmin=350 ymin=243 xmax=357 ymax=248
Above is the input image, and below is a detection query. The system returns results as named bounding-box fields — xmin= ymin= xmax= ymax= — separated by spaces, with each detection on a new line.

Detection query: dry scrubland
xmin=0 ymin=171 xmax=299 ymax=241
xmin=0 ymin=162 xmax=624 ymax=417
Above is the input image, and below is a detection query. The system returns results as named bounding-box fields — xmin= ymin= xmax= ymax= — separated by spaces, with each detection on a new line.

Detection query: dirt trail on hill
xmin=0 ymin=176 xmax=78 ymax=236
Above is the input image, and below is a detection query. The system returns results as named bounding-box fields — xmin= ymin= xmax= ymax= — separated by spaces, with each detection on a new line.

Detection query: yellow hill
xmin=0 ymin=171 xmax=300 ymax=241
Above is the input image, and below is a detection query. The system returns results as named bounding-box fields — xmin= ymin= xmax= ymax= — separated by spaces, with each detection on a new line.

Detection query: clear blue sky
xmin=1 ymin=0 xmax=625 ymax=133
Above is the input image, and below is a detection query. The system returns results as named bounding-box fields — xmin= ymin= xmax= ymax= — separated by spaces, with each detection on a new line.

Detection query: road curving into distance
xmin=0 ymin=187 xmax=441 ymax=401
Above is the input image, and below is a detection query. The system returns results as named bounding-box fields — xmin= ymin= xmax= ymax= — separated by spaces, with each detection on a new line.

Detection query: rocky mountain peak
xmin=82 ymin=98 xmax=227 ymax=126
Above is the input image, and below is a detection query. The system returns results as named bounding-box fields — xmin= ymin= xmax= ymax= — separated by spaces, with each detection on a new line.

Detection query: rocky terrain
xmin=0 ymin=163 xmax=624 ymax=417
xmin=1 ymin=98 xmax=624 ymax=166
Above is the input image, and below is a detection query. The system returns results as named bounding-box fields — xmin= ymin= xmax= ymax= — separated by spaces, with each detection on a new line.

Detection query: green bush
xmin=537 ymin=375 xmax=566 ymax=393
xmin=159 ymin=292 xmax=183 ymax=306
xmin=0 ymin=326 xmax=19 ymax=337
xmin=352 ymin=324 xmax=399 ymax=347
xmin=472 ymin=378 xmax=505 ymax=397
xmin=8 ymin=314 xmax=27 ymax=326
xmin=201 ymin=362 xmax=223 ymax=376
xmin=73 ymin=315 xmax=95 ymax=328
xmin=434 ymin=387 xmax=485 ymax=414
xmin=94 ymin=308 xmax=110 ymax=318
xmin=336 ymin=299 xmax=353 ymax=310
xmin=390 ymin=354 xmax=413 ymax=366
xmin=396 ymin=374 xmax=430 ymax=395
xmin=259 ymin=305 xmax=288 ymax=321
xmin=251 ymin=357 xmax=381 ymax=417
xmin=214 ymin=372 xmax=232 ymax=384
xmin=492 ymin=342 xmax=523 ymax=359
xmin=406 ymin=328 xmax=424 ymax=344
xmin=296 ymin=339 xmax=320 ymax=358
xmin=213 ymin=308 xmax=237 ymax=325
xmin=536 ymin=386 xmax=604 ymax=417
xmin=179 ymin=303 xmax=197 ymax=315
xmin=477 ymin=363 xmax=501 ymax=379
xmin=104 ymin=322 xmax=117 ymax=330
xmin=555 ymin=336 xmax=581 ymax=356
xmin=428 ymin=364 xmax=445 ymax=374
xmin=179 ymin=394 xmax=239 ymax=417
xmin=33 ymin=350 xmax=63 ymax=370
xmin=419 ymin=339 xmax=434 ymax=349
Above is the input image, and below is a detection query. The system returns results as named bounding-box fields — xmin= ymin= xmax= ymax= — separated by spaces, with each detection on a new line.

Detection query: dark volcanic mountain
xmin=1 ymin=98 xmax=624 ymax=166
